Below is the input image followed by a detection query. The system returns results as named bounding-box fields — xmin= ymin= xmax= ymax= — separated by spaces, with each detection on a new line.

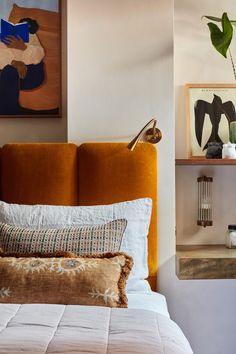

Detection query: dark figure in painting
xmin=0 ymin=18 xmax=45 ymax=115
xmin=194 ymin=94 xmax=236 ymax=150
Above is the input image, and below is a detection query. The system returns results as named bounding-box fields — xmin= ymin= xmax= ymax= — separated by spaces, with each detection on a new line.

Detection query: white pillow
xmin=0 ymin=198 xmax=152 ymax=292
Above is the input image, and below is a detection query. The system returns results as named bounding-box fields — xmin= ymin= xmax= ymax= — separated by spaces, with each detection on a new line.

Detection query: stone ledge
xmin=176 ymin=245 xmax=236 ymax=279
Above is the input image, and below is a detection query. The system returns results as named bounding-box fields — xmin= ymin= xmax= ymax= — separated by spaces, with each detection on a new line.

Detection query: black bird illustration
xmin=194 ymin=94 xmax=236 ymax=150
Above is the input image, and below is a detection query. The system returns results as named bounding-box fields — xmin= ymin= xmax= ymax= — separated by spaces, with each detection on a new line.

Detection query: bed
xmin=0 ymin=142 xmax=193 ymax=354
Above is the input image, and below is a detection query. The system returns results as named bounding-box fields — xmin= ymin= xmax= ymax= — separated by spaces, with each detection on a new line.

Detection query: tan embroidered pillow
xmin=0 ymin=220 xmax=127 ymax=255
xmin=0 ymin=252 xmax=133 ymax=307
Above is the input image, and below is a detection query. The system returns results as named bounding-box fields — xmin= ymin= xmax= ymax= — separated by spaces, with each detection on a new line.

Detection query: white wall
xmin=68 ymin=0 xmax=175 ymax=272
xmin=68 ymin=1 xmax=236 ymax=354
xmin=175 ymin=0 xmax=236 ymax=158
xmin=175 ymin=0 xmax=236 ymax=246
xmin=174 ymin=1 xmax=236 ymax=354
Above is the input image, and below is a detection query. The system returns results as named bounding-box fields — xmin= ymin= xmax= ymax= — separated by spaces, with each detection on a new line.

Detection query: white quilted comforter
xmin=0 ymin=304 xmax=193 ymax=354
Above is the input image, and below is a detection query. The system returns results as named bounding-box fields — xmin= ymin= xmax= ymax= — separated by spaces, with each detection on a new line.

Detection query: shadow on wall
xmin=158 ymin=256 xmax=236 ymax=354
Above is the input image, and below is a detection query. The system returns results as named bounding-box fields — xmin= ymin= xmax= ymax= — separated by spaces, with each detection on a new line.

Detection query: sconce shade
xmin=145 ymin=127 xmax=162 ymax=144
xmin=197 ymin=176 xmax=213 ymax=227
xmin=127 ymin=118 xmax=162 ymax=151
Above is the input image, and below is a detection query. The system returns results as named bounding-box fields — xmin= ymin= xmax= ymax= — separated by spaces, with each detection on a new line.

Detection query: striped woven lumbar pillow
xmin=0 ymin=220 xmax=127 ymax=255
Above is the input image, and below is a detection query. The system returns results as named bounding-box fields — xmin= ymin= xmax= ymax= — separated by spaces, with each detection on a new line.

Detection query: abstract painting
xmin=0 ymin=0 xmax=61 ymax=117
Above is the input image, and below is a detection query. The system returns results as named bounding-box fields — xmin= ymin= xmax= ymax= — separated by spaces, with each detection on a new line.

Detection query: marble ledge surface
xmin=176 ymin=245 xmax=236 ymax=280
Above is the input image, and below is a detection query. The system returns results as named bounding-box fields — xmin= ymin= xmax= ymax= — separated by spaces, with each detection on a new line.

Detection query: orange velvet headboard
xmin=0 ymin=142 xmax=158 ymax=289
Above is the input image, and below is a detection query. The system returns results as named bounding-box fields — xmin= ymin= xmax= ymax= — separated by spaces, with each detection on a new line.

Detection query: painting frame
xmin=185 ymin=83 xmax=236 ymax=158
xmin=0 ymin=0 xmax=62 ymax=118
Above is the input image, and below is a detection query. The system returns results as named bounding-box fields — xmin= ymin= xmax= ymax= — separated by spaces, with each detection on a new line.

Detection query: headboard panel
xmin=0 ymin=142 xmax=158 ymax=290
xmin=78 ymin=143 xmax=158 ymax=289
xmin=1 ymin=144 xmax=78 ymax=206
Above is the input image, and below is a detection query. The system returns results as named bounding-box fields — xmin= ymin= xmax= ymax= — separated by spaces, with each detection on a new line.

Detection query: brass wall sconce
xmin=127 ymin=118 xmax=162 ymax=151
xmin=197 ymin=176 xmax=213 ymax=227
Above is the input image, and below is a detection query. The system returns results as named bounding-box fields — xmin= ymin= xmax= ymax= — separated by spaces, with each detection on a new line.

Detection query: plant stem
xmin=229 ymin=49 xmax=236 ymax=81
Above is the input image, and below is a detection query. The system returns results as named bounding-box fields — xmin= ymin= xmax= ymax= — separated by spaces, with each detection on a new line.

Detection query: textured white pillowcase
xmin=0 ymin=198 xmax=152 ymax=292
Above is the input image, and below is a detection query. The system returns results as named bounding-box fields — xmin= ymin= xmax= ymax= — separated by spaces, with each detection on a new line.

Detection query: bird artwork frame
xmin=185 ymin=83 xmax=236 ymax=157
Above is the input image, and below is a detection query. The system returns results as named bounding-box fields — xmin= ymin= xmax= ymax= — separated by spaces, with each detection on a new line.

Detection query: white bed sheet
xmin=127 ymin=291 xmax=170 ymax=318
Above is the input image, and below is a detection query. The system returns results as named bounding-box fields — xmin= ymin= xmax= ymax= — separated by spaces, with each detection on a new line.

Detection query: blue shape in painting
xmin=1 ymin=19 xmax=29 ymax=43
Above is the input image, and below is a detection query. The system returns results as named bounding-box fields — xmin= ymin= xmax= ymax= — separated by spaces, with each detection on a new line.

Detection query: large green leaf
xmin=203 ymin=15 xmax=236 ymax=27
xmin=207 ymin=12 xmax=233 ymax=58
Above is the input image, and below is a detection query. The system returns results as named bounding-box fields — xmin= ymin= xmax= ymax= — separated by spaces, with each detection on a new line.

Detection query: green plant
xmin=203 ymin=12 xmax=236 ymax=80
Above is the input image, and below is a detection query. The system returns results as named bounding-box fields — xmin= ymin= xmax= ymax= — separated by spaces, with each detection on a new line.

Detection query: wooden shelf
xmin=176 ymin=245 xmax=236 ymax=279
xmin=176 ymin=158 xmax=236 ymax=165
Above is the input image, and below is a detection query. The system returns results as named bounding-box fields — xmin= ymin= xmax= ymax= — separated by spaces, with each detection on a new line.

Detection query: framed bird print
xmin=185 ymin=83 xmax=236 ymax=157
xmin=0 ymin=0 xmax=61 ymax=118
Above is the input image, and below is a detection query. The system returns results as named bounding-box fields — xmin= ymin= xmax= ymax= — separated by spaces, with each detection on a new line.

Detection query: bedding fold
xmin=0 ymin=304 xmax=193 ymax=354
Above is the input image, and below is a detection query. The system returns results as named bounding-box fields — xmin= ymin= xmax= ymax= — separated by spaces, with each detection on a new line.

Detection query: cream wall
xmin=175 ymin=0 xmax=236 ymax=159
xmin=68 ymin=0 xmax=174 ymax=271
xmin=175 ymin=1 xmax=236 ymax=354
xmin=175 ymin=0 xmax=236 ymax=245
xmin=68 ymin=1 xmax=236 ymax=354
